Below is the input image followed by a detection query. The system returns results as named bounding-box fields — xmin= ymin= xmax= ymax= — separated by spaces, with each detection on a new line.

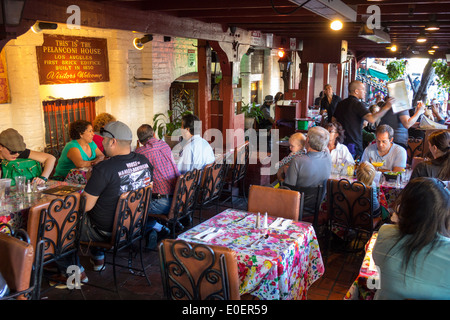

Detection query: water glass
xmin=15 ymin=176 xmax=26 ymax=196
xmin=0 ymin=178 xmax=11 ymax=199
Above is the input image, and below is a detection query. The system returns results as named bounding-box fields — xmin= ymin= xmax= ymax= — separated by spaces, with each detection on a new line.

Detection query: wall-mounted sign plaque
xmin=36 ymin=34 xmax=109 ymax=85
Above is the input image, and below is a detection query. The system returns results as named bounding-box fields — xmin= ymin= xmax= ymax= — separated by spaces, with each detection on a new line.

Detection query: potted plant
xmin=386 ymin=59 xmax=406 ymax=81
xmin=432 ymin=59 xmax=450 ymax=94
xmin=152 ymin=105 xmax=193 ymax=149
xmin=240 ymin=101 xmax=264 ymax=129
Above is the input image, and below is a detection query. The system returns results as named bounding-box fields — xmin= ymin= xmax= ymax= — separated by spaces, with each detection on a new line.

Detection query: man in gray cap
xmin=0 ymin=128 xmax=56 ymax=185
xmin=79 ymin=121 xmax=154 ymax=273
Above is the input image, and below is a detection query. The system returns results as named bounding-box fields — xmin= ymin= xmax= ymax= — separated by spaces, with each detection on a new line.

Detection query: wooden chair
xmin=27 ymin=193 xmax=85 ymax=299
xmin=147 ymin=169 xmax=201 ymax=238
xmin=326 ymin=179 xmax=381 ymax=254
xmin=80 ymin=185 xmax=152 ymax=297
xmin=0 ymin=224 xmax=36 ymax=300
xmin=159 ymin=239 xmax=241 ymax=300
xmin=407 ymin=137 xmax=424 ymax=165
xmin=247 ymin=185 xmax=301 ymax=221
xmin=222 ymin=142 xmax=250 ymax=207
xmin=194 ymin=162 xmax=229 ymax=222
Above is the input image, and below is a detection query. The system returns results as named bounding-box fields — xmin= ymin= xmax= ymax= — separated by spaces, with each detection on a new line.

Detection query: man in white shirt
xmin=361 ymin=124 xmax=407 ymax=172
xmin=177 ymin=114 xmax=215 ymax=174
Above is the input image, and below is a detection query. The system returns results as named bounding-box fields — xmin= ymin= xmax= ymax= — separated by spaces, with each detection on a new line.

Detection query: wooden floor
xmin=40 ymin=196 xmax=364 ymax=301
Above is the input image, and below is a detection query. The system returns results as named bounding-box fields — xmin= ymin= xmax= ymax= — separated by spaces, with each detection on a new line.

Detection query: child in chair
xmin=356 ymin=161 xmax=381 ymax=217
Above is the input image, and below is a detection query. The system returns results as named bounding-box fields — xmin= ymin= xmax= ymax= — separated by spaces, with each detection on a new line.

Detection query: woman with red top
xmin=92 ymin=113 xmax=116 ymax=153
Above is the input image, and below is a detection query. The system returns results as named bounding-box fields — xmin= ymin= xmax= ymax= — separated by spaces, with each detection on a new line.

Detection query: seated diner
xmin=0 ymin=128 xmax=56 ymax=185
xmin=361 ymin=124 xmax=407 ymax=172
xmin=54 ymin=120 xmax=105 ymax=179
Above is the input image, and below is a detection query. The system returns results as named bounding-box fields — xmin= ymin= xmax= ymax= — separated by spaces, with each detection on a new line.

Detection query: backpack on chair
xmin=1 ymin=159 xmax=42 ymax=185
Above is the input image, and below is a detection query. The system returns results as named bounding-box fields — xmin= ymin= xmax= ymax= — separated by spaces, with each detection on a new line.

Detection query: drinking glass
xmin=15 ymin=176 xmax=26 ymax=196
xmin=0 ymin=178 xmax=11 ymax=198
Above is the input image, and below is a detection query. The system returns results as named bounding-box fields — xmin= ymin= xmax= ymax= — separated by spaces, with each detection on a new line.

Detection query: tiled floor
xmin=40 ymin=196 xmax=364 ymax=301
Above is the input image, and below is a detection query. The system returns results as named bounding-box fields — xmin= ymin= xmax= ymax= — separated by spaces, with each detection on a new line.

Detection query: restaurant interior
xmin=0 ymin=0 xmax=449 ymax=303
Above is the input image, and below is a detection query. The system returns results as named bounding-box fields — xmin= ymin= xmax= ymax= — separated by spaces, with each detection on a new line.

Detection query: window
xmin=43 ymin=97 xmax=96 ymax=156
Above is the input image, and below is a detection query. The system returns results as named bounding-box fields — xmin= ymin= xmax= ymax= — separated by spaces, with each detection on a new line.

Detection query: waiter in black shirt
xmin=332 ymin=80 xmax=393 ymax=158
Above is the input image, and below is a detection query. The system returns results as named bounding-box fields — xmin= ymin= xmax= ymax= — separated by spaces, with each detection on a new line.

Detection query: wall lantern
xmin=133 ymin=34 xmax=153 ymax=50
xmin=0 ymin=0 xmax=25 ymax=26
xmin=0 ymin=0 xmax=26 ymax=39
xmin=278 ymin=51 xmax=291 ymax=73
xmin=278 ymin=51 xmax=291 ymax=92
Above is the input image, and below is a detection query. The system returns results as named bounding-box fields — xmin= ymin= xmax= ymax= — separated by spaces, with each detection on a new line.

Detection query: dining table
xmin=0 ymin=179 xmax=84 ymax=234
xmin=177 ymin=208 xmax=325 ymax=300
xmin=344 ymin=233 xmax=379 ymax=300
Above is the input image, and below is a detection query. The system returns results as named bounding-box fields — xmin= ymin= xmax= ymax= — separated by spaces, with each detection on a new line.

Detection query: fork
xmin=200 ymin=227 xmax=219 ymax=239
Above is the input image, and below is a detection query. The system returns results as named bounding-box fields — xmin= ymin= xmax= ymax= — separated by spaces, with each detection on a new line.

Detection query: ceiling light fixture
xmin=416 ymin=31 xmax=427 ymax=43
xmin=425 ymin=14 xmax=440 ymax=31
xmin=390 ymin=45 xmax=397 ymax=52
xmin=133 ymin=34 xmax=153 ymax=50
xmin=330 ymin=19 xmax=343 ymax=31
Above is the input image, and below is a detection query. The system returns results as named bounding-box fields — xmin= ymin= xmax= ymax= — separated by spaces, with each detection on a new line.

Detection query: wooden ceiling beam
xmin=142 ymin=0 xmax=297 ymax=11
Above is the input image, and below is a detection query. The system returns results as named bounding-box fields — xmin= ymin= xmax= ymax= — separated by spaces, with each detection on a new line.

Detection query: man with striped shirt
xmin=136 ymin=124 xmax=180 ymax=242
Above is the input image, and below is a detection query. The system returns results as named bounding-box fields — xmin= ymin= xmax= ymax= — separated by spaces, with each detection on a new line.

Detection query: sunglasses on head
xmin=1 ymin=144 xmax=21 ymax=155
xmin=100 ymin=127 xmax=115 ymax=139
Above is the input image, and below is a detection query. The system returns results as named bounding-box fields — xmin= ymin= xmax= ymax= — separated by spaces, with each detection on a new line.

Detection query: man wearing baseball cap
xmin=0 ymin=128 xmax=56 ymax=185
xmin=77 ymin=121 xmax=154 ymax=275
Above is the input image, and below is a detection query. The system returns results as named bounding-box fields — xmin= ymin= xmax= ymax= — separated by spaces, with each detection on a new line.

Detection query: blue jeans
xmin=146 ymin=196 xmax=172 ymax=231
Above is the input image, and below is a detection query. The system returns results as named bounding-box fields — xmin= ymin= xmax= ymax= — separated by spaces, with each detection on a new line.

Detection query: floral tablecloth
xmin=344 ymin=233 xmax=378 ymax=300
xmin=64 ymin=168 xmax=90 ymax=185
xmin=178 ymin=209 xmax=325 ymax=300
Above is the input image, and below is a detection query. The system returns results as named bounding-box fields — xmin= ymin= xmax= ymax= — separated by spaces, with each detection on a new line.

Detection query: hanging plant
xmin=432 ymin=59 xmax=450 ymax=94
xmin=386 ymin=60 xmax=406 ymax=81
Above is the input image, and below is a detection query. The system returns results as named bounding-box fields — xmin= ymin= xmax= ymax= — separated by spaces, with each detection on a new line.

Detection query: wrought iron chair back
xmin=159 ymin=239 xmax=241 ymax=300
xmin=223 ymin=142 xmax=250 ymax=207
xmin=81 ymin=184 xmax=152 ymax=296
xmin=0 ymin=224 xmax=36 ymax=300
xmin=292 ymin=183 xmax=325 ymax=229
xmin=27 ymin=192 xmax=85 ymax=299
xmin=231 ymin=141 xmax=249 ymax=185
xmin=326 ymin=179 xmax=381 ymax=252
xmin=158 ymin=169 xmax=201 ymax=237
xmin=28 ymin=193 xmax=84 ymax=263
xmin=195 ymin=162 xmax=229 ymax=221
xmin=407 ymin=136 xmax=424 ymax=165
xmin=111 ymin=185 xmax=152 ymax=252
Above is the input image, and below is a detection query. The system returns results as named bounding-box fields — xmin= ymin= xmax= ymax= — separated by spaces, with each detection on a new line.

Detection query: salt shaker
xmin=263 ymin=212 xmax=268 ymax=229
xmin=255 ymin=212 xmax=261 ymax=229
xmin=26 ymin=180 xmax=32 ymax=193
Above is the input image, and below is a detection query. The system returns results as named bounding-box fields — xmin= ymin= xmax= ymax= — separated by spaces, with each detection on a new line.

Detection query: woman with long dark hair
xmin=411 ymin=130 xmax=450 ymax=180
xmin=372 ymin=177 xmax=450 ymax=299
